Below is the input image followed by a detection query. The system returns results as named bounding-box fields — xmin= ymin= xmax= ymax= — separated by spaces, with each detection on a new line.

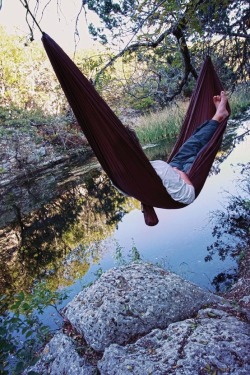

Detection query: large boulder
xmin=63 ymin=262 xmax=220 ymax=351
xmin=98 ymin=307 xmax=250 ymax=375
xmin=23 ymin=333 xmax=96 ymax=375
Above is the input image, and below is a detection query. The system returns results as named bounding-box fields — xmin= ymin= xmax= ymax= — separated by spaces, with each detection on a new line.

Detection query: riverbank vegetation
xmin=135 ymin=85 xmax=250 ymax=144
xmin=0 ymin=25 xmax=249 ymax=156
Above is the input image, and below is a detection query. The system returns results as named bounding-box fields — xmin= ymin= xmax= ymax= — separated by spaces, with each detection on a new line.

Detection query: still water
xmin=0 ymin=116 xmax=249 ymax=331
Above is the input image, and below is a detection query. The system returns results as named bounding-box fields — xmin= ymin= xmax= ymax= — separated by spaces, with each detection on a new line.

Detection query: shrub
xmin=0 ymin=283 xmax=68 ymax=374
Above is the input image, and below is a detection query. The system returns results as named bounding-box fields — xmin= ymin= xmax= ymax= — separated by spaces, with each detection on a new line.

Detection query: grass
xmin=229 ymin=84 xmax=250 ymax=119
xmin=134 ymin=84 xmax=250 ymax=145
xmin=135 ymin=101 xmax=188 ymax=145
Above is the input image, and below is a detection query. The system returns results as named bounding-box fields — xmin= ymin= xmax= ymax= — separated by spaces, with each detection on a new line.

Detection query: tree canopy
xmin=16 ymin=0 xmax=249 ymax=105
xmin=85 ymin=0 xmax=249 ymax=97
xmin=1 ymin=0 xmax=249 ymax=108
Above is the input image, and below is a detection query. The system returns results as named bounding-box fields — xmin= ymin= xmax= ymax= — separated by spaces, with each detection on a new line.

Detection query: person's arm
xmin=172 ymin=167 xmax=193 ymax=186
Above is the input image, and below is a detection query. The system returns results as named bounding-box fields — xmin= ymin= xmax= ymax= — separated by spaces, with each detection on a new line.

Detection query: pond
xmin=0 ymin=114 xmax=249 ymax=333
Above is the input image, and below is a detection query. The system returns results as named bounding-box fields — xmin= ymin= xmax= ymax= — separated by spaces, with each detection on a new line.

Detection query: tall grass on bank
xmin=135 ymin=85 xmax=250 ymax=145
xmin=135 ymin=101 xmax=188 ymax=145
xmin=229 ymin=85 xmax=250 ymax=119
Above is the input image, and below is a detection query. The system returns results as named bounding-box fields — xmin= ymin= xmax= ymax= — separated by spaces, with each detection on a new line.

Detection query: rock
xmin=24 ymin=263 xmax=249 ymax=375
xmin=37 ymin=146 xmax=47 ymax=157
xmin=0 ymin=162 xmax=9 ymax=170
xmin=22 ymin=333 xmax=96 ymax=375
xmin=98 ymin=307 xmax=250 ymax=375
xmin=63 ymin=262 xmax=220 ymax=351
xmin=241 ymin=295 xmax=250 ymax=304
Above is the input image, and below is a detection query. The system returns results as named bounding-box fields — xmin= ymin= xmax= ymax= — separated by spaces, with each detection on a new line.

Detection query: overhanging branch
xmin=93 ymin=28 xmax=173 ymax=85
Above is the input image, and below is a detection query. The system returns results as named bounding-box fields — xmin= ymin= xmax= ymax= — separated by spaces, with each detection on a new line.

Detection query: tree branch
xmin=213 ymin=28 xmax=250 ymax=39
xmin=93 ymin=28 xmax=173 ymax=85
xmin=19 ymin=0 xmax=43 ymax=36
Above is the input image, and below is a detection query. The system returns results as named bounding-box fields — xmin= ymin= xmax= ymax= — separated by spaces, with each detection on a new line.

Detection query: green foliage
xmin=85 ymin=0 xmax=249 ymax=95
xmin=135 ymin=101 xmax=187 ymax=144
xmin=132 ymin=96 xmax=155 ymax=111
xmin=113 ymin=242 xmax=127 ymax=266
xmin=130 ymin=245 xmax=141 ymax=262
xmin=113 ymin=240 xmax=142 ymax=267
xmin=0 ymin=26 xmax=67 ymax=114
xmin=229 ymin=85 xmax=250 ymax=119
xmin=0 ymin=105 xmax=52 ymax=128
xmin=0 ymin=283 xmax=67 ymax=374
xmin=74 ymin=49 xmax=108 ymax=82
xmin=93 ymin=267 xmax=104 ymax=279
xmin=98 ymin=46 xmax=186 ymax=111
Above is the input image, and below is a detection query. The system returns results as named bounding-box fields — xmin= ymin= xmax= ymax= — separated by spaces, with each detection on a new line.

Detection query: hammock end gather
xmin=141 ymin=204 xmax=159 ymax=226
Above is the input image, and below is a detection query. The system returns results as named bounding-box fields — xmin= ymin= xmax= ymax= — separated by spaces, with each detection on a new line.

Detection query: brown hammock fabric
xmin=42 ymin=33 xmax=230 ymax=226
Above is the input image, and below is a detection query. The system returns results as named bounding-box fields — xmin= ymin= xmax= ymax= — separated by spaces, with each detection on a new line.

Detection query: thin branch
xmin=94 ymin=28 xmax=173 ymax=84
xmin=172 ymin=20 xmax=198 ymax=79
xmin=19 ymin=0 xmax=43 ymax=35
xmin=73 ymin=2 xmax=84 ymax=56
xmin=111 ymin=0 xmax=169 ymax=51
xmin=213 ymin=28 xmax=250 ymax=39
xmin=94 ymin=0 xmax=201 ymax=86
xmin=37 ymin=0 xmax=53 ymax=24
xmin=92 ymin=0 xmax=170 ymax=84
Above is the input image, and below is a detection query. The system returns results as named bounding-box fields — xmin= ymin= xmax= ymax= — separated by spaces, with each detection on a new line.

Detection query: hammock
xmin=42 ymin=33 xmax=230 ymax=226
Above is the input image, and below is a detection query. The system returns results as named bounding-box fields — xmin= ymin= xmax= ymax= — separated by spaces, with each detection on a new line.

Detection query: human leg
xmin=169 ymin=120 xmax=218 ymax=172
xmin=169 ymin=91 xmax=229 ymax=172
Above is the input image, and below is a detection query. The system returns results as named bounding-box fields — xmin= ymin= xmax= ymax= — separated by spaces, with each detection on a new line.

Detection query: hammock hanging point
xmin=20 ymin=0 xmax=44 ymax=36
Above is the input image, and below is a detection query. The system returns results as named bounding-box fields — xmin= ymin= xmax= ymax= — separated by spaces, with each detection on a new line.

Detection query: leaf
xmin=0 ymin=342 xmax=14 ymax=352
xmin=22 ymin=326 xmax=29 ymax=334
xmin=10 ymin=301 xmax=22 ymax=309
xmin=15 ymin=361 xmax=25 ymax=372
xmin=0 ymin=294 xmax=7 ymax=301
xmin=25 ymin=330 xmax=34 ymax=338
xmin=17 ymin=291 xmax=25 ymax=300
xmin=0 ymin=327 xmax=7 ymax=335
xmin=40 ymin=325 xmax=50 ymax=333
xmin=22 ymin=302 xmax=31 ymax=311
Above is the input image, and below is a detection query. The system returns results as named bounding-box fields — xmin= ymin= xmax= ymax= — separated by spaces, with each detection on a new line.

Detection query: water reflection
xmin=205 ymin=161 xmax=250 ymax=292
xmin=210 ymin=119 xmax=250 ymax=174
xmin=0 ymin=116 xmax=249 ymax=307
xmin=0 ymin=165 xmax=135 ymax=305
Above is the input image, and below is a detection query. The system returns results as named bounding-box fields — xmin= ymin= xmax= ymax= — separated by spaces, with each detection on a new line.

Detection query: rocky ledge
xmin=24 ymin=262 xmax=250 ymax=375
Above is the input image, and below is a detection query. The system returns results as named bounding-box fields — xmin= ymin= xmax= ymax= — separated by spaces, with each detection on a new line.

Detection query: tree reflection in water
xmin=210 ymin=119 xmax=250 ymax=175
xmin=206 ymin=162 xmax=250 ymax=292
xmin=0 ymin=168 xmax=132 ymax=306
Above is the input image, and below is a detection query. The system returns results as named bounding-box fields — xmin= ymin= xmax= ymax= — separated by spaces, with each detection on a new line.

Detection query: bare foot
xmin=212 ymin=91 xmax=229 ymax=122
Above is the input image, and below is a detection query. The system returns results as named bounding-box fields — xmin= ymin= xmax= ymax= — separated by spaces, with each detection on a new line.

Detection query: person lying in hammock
xmin=150 ymin=91 xmax=229 ymax=205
